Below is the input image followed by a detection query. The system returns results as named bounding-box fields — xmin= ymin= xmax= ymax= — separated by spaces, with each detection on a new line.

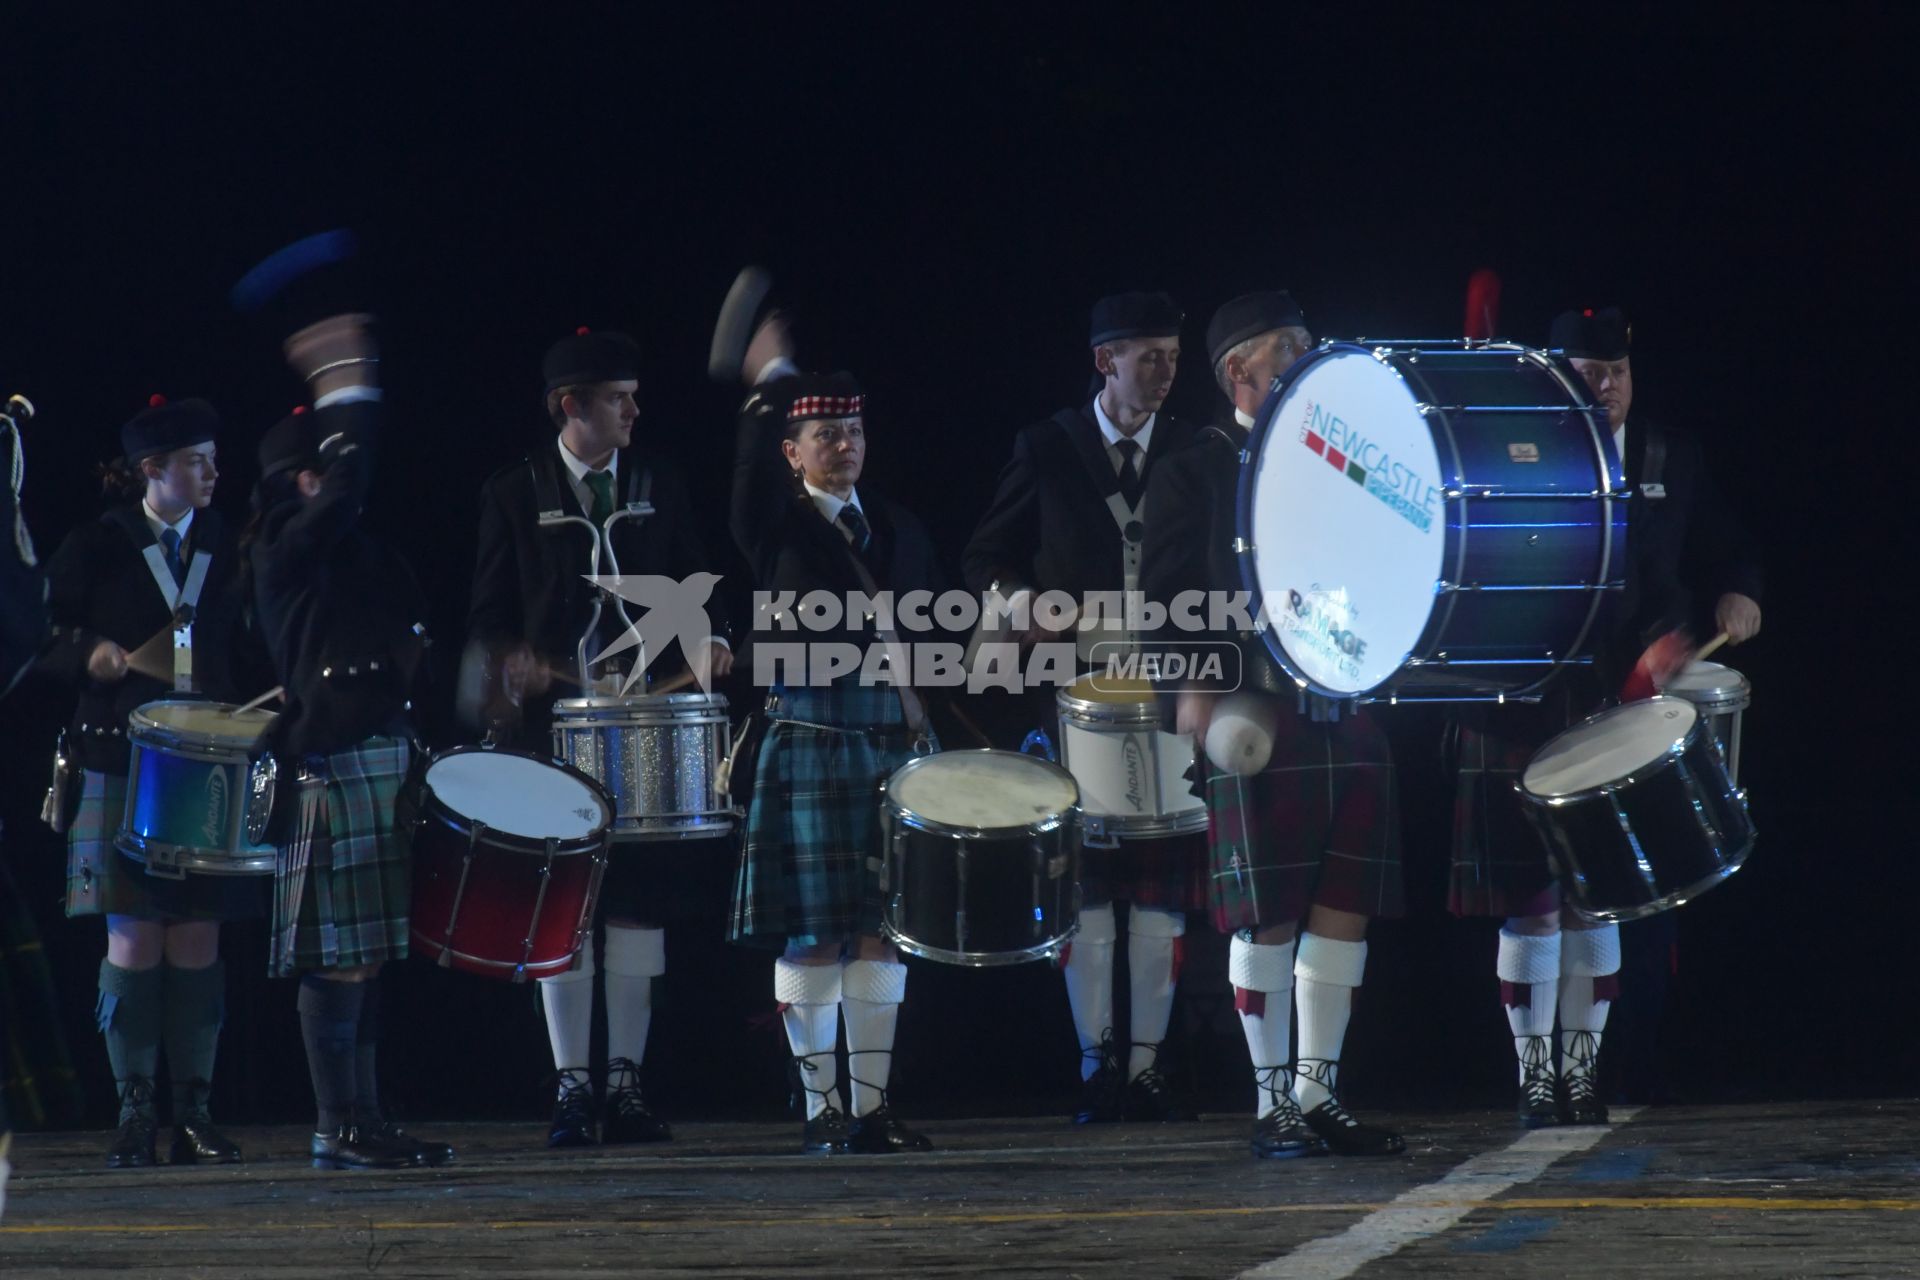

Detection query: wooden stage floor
xmin=3 ymin=1101 xmax=1916 ymax=1277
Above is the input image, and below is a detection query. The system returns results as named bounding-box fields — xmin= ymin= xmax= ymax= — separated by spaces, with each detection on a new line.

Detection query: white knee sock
xmin=1127 ymin=905 xmax=1185 ymax=1080
xmin=1498 ymin=928 xmax=1561 ymax=1082
xmin=538 ymin=945 xmax=596 ymax=1076
xmin=1291 ymin=933 xmax=1367 ymax=1112
xmin=1559 ymin=925 xmax=1620 ymax=1083
xmin=1063 ymin=902 xmax=1116 ymax=1078
xmin=841 ymin=958 xmax=907 ymax=1118
xmin=603 ymin=925 xmax=666 ymax=1078
xmin=775 ymin=959 xmax=843 ymax=1119
xmin=1229 ymin=933 xmax=1296 ymax=1119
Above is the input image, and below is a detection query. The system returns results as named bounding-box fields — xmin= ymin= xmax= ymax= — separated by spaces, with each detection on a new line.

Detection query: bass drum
xmin=1519 ymin=696 xmax=1755 ymax=922
xmin=1238 ymin=341 xmax=1626 ymax=701
xmin=404 ymin=746 xmax=612 ymax=981
xmin=880 ymin=749 xmax=1081 ymax=966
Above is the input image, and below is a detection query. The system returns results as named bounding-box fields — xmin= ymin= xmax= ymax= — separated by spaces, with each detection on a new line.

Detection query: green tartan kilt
xmin=273 ymin=736 xmax=413 ymax=972
xmin=729 ymin=683 xmax=927 ymax=949
xmin=65 ymin=770 xmax=266 ymax=922
xmin=1203 ymin=702 xmax=1404 ymax=933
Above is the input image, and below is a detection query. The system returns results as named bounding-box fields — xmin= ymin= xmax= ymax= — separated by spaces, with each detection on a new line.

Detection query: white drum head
xmin=1246 ymin=349 xmax=1446 ymax=695
xmin=138 ymin=700 xmax=276 ymax=744
xmin=891 ymin=752 xmax=1078 ymax=830
xmin=427 ymin=751 xmax=609 ymax=840
xmin=1663 ymin=660 xmax=1749 ymax=700
xmin=1523 ymin=698 xmax=1699 ymax=798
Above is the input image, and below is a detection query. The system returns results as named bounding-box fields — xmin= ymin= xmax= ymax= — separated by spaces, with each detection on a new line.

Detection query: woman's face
xmin=782 ymin=415 xmax=866 ymax=494
xmin=144 ymin=443 xmax=219 ymax=510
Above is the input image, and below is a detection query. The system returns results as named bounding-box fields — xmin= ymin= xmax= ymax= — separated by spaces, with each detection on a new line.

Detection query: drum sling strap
xmin=530 ymin=453 xmax=655 ymax=685
xmin=1057 ymin=409 xmax=1149 ymax=659
xmin=832 ymin=518 xmax=928 ymax=737
xmin=1638 ymin=425 xmax=1668 ymax=496
xmin=138 ymin=536 xmax=212 ymax=692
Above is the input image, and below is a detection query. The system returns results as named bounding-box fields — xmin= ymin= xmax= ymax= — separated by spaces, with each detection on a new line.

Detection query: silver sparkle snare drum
xmin=1662 ymin=660 xmax=1750 ymax=784
xmin=551 ymin=693 xmax=735 ymax=841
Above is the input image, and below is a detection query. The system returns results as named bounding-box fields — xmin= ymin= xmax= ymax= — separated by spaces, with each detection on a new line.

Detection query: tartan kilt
xmin=729 ymin=683 xmax=925 ymax=949
xmin=1204 ymin=703 xmax=1403 ymax=933
xmin=1078 ymin=834 xmax=1209 ymax=912
xmin=65 ymin=770 xmax=265 ymax=922
xmin=274 ymin=736 xmax=413 ymax=972
xmin=1447 ymin=699 xmax=1573 ymax=919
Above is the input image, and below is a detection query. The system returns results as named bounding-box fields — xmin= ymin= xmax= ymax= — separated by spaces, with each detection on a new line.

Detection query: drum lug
xmin=1081 ymin=815 xmax=1119 ymax=850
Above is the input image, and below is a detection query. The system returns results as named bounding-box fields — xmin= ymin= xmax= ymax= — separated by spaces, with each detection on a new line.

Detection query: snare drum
xmin=1055 ymin=675 xmax=1206 ymax=847
xmin=1238 ymin=341 xmax=1627 ymax=701
xmin=551 ymin=693 xmax=734 ymax=841
xmin=405 ymin=746 xmax=612 ymax=981
xmin=116 ymin=700 xmax=279 ymax=876
xmin=1519 ymin=696 xmax=1755 ymax=922
xmin=880 ymin=749 xmax=1081 ymax=966
xmin=1662 ymin=660 xmax=1750 ymax=783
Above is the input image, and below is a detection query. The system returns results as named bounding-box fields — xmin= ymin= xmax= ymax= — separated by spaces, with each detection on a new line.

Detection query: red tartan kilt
xmin=1077 ymin=831 xmax=1208 ymax=912
xmin=1447 ymin=701 xmax=1574 ymax=919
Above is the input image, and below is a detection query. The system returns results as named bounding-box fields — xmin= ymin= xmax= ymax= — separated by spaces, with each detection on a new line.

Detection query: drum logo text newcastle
xmin=1299 ymin=402 xmax=1440 ymax=533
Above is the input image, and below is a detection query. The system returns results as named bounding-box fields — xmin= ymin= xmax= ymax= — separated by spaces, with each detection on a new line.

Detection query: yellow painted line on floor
xmin=4 ymin=1194 xmax=1919 ymax=1238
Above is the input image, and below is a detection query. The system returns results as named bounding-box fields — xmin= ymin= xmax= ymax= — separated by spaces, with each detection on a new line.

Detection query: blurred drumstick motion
xmin=1693 ymin=631 xmax=1732 ymax=663
xmin=1620 ymin=629 xmax=1694 ymax=702
xmin=1463 ymin=267 xmax=1503 ymax=341
xmin=229 ymin=686 xmax=285 ymax=716
xmin=122 ymin=627 xmax=175 ymax=682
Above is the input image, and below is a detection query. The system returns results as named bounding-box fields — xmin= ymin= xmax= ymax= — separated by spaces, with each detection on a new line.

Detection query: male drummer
xmin=964 ymin=292 xmax=1205 ymax=1123
xmin=1139 ymin=291 xmax=1406 ymax=1159
xmin=1451 ymin=305 xmax=1762 ymax=1127
xmin=468 ymin=326 xmax=733 ymax=1148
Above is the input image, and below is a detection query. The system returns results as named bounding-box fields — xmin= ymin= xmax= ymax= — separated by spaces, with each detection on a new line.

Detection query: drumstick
xmin=648 ymin=668 xmax=702 ymax=697
xmin=122 ymin=628 xmax=175 ymax=682
xmin=228 ymin=686 xmax=284 ymax=716
xmin=1694 ymin=631 xmax=1732 ymax=662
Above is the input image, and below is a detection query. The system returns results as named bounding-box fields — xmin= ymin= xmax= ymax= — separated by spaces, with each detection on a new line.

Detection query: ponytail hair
xmin=97 ymin=456 xmax=146 ymax=500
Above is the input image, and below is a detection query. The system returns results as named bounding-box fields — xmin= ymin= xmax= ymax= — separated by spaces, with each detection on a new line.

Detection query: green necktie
xmin=585 ymin=470 xmax=615 ymax=525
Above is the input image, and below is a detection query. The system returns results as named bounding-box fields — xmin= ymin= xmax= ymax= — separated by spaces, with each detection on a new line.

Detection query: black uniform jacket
xmin=37 ymin=502 xmax=248 ymax=773
xmin=963 ymin=401 xmax=1200 ymax=602
xmin=468 ymin=438 xmax=731 ymax=746
xmin=730 ymin=384 xmax=953 ymax=678
xmin=252 ymin=397 xmax=425 ymax=760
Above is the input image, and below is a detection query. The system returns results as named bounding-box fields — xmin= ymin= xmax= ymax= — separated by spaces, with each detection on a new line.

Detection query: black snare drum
xmin=1519 ymin=696 xmax=1754 ymax=922
xmin=880 ymin=750 xmax=1081 ymax=966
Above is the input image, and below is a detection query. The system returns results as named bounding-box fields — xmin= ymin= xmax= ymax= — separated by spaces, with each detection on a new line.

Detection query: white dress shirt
xmin=804 ymin=482 xmax=866 ymax=544
xmin=141 ymin=498 xmax=193 ymax=546
xmin=1091 ymin=395 xmax=1155 ymax=474
xmin=556 ymin=436 xmax=618 ymax=518
xmin=1233 ymin=408 xmax=1256 ymax=429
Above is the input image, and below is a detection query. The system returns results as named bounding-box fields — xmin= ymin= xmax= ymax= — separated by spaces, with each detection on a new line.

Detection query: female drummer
xmin=38 ymin=395 xmax=257 ymax=1167
xmin=248 ymin=312 xmax=451 ymax=1171
xmin=727 ymin=319 xmax=942 ymax=1155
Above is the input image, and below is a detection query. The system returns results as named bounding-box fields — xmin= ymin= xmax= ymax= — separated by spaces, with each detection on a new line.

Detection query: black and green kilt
xmin=1078 ymin=834 xmax=1209 ymax=913
xmin=1447 ymin=697 xmax=1575 ymax=919
xmin=273 ymin=736 xmax=413 ymax=972
xmin=1204 ymin=702 xmax=1403 ymax=933
xmin=65 ymin=770 xmax=266 ymax=922
xmin=730 ymin=683 xmax=927 ymax=949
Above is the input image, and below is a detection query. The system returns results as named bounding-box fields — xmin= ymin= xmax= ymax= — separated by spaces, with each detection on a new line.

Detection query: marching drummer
xmin=726 ymin=314 xmax=941 ymax=1155
xmin=466 ymin=325 xmax=733 ymax=1149
xmin=249 ymin=310 xmax=452 ymax=1170
xmin=36 ymin=394 xmax=259 ymax=1168
xmin=963 ymin=292 xmax=1206 ymax=1124
xmin=1449 ymin=305 xmax=1763 ymax=1128
xmin=1138 ymin=291 xmax=1408 ymax=1159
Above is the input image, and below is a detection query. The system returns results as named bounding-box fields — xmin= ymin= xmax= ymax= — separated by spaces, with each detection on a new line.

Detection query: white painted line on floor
xmin=1239 ymin=1107 xmax=1642 ymax=1280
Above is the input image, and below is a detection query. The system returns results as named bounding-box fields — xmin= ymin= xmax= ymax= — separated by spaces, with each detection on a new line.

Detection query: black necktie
xmin=837 ymin=504 xmax=871 ymax=552
xmin=159 ymin=527 xmax=186 ymax=587
xmin=1115 ymin=439 xmax=1144 ymax=508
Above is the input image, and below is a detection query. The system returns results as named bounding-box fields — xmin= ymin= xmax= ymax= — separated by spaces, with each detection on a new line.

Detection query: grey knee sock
xmin=97 ymin=960 xmax=164 ymax=1120
xmin=163 ymin=960 xmax=226 ymax=1120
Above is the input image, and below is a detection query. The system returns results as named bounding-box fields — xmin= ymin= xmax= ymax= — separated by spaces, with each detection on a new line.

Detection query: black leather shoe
xmin=170 ymin=1115 xmax=243 ymax=1165
xmin=1301 ymin=1099 xmax=1407 ymax=1156
xmin=311 ymin=1124 xmax=417 ymax=1170
xmin=847 ymin=1104 xmax=933 ymax=1154
xmin=1073 ymin=1063 xmax=1125 ymax=1124
xmin=801 ymin=1107 xmax=851 ymax=1155
xmin=106 ymin=1077 xmax=158 ymax=1169
xmin=547 ymin=1070 xmax=598 ymax=1148
xmin=367 ymin=1119 xmax=455 ymax=1166
xmin=1559 ymin=1071 xmax=1610 ymax=1126
xmin=1125 ymin=1066 xmax=1196 ymax=1122
xmin=602 ymin=1058 xmax=672 ymax=1144
xmin=1251 ymin=1099 xmax=1323 ymax=1160
xmin=1517 ymin=1036 xmax=1561 ymax=1130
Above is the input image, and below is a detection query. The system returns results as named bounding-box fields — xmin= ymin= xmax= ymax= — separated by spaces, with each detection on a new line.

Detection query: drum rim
xmin=413 ymin=743 xmax=614 ymax=852
xmin=1055 ymin=686 xmax=1163 ymax=724
xmin=1519 ymin=695 xmax=1706 ymax=803
xmin=1562 ymin=840 xmax=1754 ymax=924
xmin=114 ymin=830 xmax=277 ymax=873
xmin=881 ymin=920 xmax=1076 ymax=968
xmin=1234 ymin=339 xmax=1620 ymax=704
xmin=881 ymin=748 xmax=1080 ymax=839
xmin=129 ymin=698 xmax=275 ymax=756
xmin=551 ymin=693 xmax=728 ymax=714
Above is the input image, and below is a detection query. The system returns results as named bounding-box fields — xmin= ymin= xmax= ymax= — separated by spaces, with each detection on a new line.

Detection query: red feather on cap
xmin=292 ymin=405 xmax=308 ymax=416
xmin=576 ymin=326 xmax=591 ymax=336
xmin=148 ymin=393 xmax=167 ymax=408
xmin=1582 ymin=308 xmax=1594 ymax=317
xmin=1463 ymin=269 xmax=1502 ymax=341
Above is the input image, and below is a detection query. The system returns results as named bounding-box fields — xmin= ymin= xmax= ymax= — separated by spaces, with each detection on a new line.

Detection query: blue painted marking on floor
xmin=1567 ymin=1147 xmax=1656 ymax=1182
xmin=1449 ymin=1215 xmax=1561 ymax=1253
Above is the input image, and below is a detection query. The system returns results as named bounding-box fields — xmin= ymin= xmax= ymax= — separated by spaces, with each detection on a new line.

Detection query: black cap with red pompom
xmin=542 ymin=326 xmax=640 ymax=393
xmin=121 ymin=394 xmax=219 ymax=463
xmin=1549 ymin=306 xmax=1631 ymax=360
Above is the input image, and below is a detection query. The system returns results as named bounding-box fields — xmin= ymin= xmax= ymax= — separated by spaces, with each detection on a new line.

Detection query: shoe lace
xmin=1081 ymin=1027 xmax=1120 ymax=1078
xmin=1253 ymin=1064 xmax=1295 ymax=1116
xmin=1519 ymin=1035 xmax=1557 ymax=1108
xmin=787 ymin=1051 xmax=840 ymax=1117
xmin=1296 ymin=1058 xmax=1361 ymax=1127
xmin=1562 ymin=1030 xmax=1601 ymax=1083
xmin=117 ymin=1075 xmax=157 ymax=1125
xmin=846 ymin=1048 xmax=895 ymax=1116
xmin=605 ymin=1058 xmax=651 ymax=1120
xmin=554 ymin=1068 xmax=594 ymax=1113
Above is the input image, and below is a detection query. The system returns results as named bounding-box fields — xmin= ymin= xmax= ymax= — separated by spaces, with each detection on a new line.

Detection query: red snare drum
xmin=404 ymin=746 xmax=612 ymax=981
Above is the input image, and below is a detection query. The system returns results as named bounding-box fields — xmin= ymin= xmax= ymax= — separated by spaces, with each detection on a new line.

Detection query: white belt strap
xmin=140 ymin=546 xmax=211 ymax=690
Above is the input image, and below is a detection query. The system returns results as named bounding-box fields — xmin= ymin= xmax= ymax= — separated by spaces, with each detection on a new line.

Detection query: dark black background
xmin=2 ymin=4 xmax=1911 ymax=1131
